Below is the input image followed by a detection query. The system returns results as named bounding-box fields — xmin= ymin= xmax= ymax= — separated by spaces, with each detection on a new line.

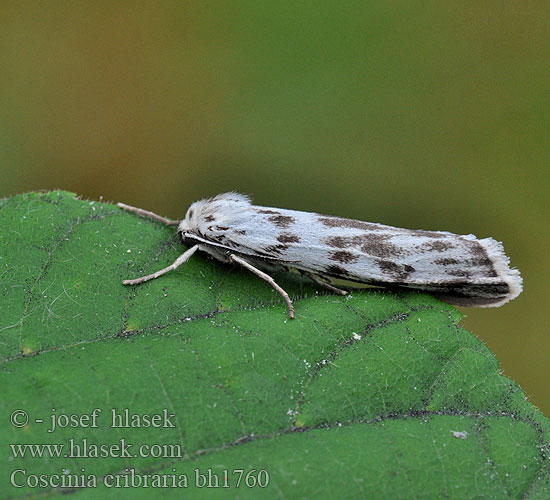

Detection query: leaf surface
xmin=1 ymin=191 xmax=548 ymax=498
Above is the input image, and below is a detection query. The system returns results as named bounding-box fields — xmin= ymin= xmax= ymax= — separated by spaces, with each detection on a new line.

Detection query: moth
xmin=118 ymin=192 xmax=522 ymax=319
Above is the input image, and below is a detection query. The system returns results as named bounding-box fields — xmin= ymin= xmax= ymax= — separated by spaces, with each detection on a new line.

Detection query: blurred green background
xmin=1 ymin=2 xmax=548 ymax=414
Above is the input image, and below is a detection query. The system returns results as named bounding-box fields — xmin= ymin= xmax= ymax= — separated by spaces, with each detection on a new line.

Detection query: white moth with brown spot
xmin=118 ymin=192 xmax=522 ymax=319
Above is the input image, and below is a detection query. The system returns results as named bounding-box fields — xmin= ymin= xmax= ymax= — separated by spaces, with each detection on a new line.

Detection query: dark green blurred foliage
xmin=1 ymin=2 xmax=548 ymax=413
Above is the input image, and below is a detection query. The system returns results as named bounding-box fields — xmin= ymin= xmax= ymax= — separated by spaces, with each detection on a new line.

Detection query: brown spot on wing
xmin=377 ymin=260 xmax=415 ymax=280
xmin=263 ymin=244 xmax=289 ymax=255
xmin=324 ymin=236 xmax=349 ymax=249
xmin=470 ymin=257 xmax=491 ymax=267
xmin=235 ymin=229 xmax=247 ymax=235
xmin=204 ymin=215 xmax=215 ymax=222
xmin=324 ymin=233 xmax=403 ymax=258
xmin=414 ymin=230 xmax=446 ymax=238
xmin=257 ymin=209 xmax=279 ymax=215
xmin=269 ymin=214 xmax=295 ymax=228
xmin=318 ymin=216 xmax=381 ymax=231
xmin=277 ymin=233 xmax=301 ymax=243
xmin=329 ymin=251 xmax=359 ymax=264
xmin=422 ymin=240 xmax=454 ymax=252
xmin=215 ymin=226 xmax=229 ymax=231
xmin=446 ymin=269 xmax=473 ymax=278
xmin=434 ymin=258 xmax=460 ymax=266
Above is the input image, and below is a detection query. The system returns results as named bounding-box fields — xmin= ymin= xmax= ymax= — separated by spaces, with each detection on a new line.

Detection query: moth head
xmin=177 ymin=192 xmax=252 ymax=242
xmin=176 ymin=203 xmax=197 ymax=234
xmin=177 ymin=200 xmax=202 ymax=243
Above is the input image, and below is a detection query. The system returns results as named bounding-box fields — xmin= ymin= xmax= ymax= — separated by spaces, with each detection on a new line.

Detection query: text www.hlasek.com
xmin=11 ymin=438 xmax=181 ymax=459
xmin=10 ymin=441 xmax=270 ymax=489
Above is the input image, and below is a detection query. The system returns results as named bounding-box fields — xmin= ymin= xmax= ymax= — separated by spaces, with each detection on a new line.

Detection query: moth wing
xmin=196 ymin=200 xmax=521 ymax=307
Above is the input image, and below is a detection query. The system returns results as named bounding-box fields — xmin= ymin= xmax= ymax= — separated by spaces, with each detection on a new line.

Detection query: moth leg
xmin=229 ymin=253 xmax=295 ymax=319
xmin=117 ymin=202 xmax=180 ymax=226
xmin=123 ymin=245 xmax=199 ymax=285
xmin=304 ymin=272 xmax=348 ymax=296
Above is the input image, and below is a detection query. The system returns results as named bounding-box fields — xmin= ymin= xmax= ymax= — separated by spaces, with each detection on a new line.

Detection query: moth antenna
xmin=117 ymin=202 xmax=180 ymax=226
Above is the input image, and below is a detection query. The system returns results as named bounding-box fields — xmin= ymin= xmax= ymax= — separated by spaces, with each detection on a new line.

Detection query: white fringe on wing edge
xmin=478 ymin=237 xmax=523 ymax=307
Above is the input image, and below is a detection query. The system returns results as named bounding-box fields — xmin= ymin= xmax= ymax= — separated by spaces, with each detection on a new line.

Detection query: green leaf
xmin=1 ymin=190 xmax=548 ymax=499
